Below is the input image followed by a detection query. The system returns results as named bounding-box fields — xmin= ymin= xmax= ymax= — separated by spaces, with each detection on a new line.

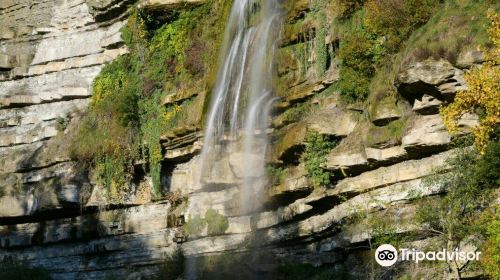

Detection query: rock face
xmin=0 ymin=1 xmax=485 ymax=279
xmin=139 ymin=0 xmax=206 ymax=11
xmin=396 ymin=59 xmax=467 ymax=103
xmin=0 ymin=0 xmax=129 ymax=218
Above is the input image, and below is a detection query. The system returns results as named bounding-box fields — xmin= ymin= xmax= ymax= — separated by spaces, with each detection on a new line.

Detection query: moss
xmin=364 ymin=118 xmax=408 ymax=147
xmin=278 ymin=102 xmax=314 ymax=127
xmin=183 ymin=209 xmax=229 ymax=237
xmin=272 ymin=122 xmax=307 ymax=162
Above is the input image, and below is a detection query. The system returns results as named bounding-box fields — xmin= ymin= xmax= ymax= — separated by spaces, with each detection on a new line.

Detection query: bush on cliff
xmin=70 ymin=1 xmax=230 ymax=198
xmin=335 ymin=0 xmax=440 ymax=102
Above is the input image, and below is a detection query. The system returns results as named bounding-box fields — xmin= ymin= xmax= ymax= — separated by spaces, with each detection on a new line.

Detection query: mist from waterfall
xmin=199 ymin=0 xmax=283 ymax=213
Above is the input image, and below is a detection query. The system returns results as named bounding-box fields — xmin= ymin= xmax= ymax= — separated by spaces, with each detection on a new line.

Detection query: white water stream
xmin=199 ymin=0 xmax=283 ymax=213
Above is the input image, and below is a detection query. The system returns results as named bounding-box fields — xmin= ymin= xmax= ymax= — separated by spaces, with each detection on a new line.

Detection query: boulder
xmin=326 ymin=132 xmax=368 ymax=174
xmin=412 ymin=94 xmax=442 ymax=114
xmin=402 ymin=114 xmax=451 ymax=154
xmin=0 ymin=54 xmax=15 ymax=69
xmin=326 ymin=149 xmax=368 ymax=173
xmin=0 ymin=27 xmax=15 ymax=40
xmin=268 ymin=163 xmax=311 ymax=199
xmin=0 ymin=162 xmax=83 ymax=218
xmin=397 ymin=59 xmax=467 ymax=102
xmin=307 ymin=106 xmax=359 ymax=137
xmin=370 ymin=97 xmax=402 ymax=126
xmin=456 ymin=50 xmax=485 ymax=68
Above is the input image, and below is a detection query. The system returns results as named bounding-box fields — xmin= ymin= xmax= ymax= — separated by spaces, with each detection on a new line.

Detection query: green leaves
xmin=303 ymin=132 xmax=337 ymax=188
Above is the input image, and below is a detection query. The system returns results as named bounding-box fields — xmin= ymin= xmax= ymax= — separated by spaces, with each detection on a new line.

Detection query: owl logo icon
xmin=375 ymin=244 xmax=398 ymax=267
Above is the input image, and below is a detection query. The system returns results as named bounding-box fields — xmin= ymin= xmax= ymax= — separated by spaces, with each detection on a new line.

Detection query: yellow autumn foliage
xmin=441 ymin=9 xmax=500 ymax=153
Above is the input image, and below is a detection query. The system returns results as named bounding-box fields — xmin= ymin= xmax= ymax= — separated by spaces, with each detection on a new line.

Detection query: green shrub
xmin=266 ymin=165 xmax=288 ymax=185
xmin=479 ymin=207 xmax=500 ymax=280
xmin=338 ymin=66 xmax=371 ymax=102
xmin=183 ymin=215 xmax=206 ymax=237
xmin=416 ymin=142 xmax=500 ymax=275
xmin=303 ymin=132 xmax=337 ymax=188
xmin=364 ymin=0 xmax=439 ymax=54
xmin=338 ymin=27 xmax=375 ymax=102
xmin=204 ymin=209 xmax=229 ymax=235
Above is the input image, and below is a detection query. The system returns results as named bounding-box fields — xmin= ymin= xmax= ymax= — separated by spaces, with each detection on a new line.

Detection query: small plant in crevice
xmin=303 ymin=131 xmax=337 ymax=188
xmin=183 ymin=214 xmax=206 ymax=237
xmin=204 ymin=208 xmax=229 ymax=235
xmin=266 ymin=164 xmax=288 ymax=185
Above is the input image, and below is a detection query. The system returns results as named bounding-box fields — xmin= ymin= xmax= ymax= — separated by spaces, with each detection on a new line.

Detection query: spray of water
xmin=199 ymin=0 xmax=283 ymax=213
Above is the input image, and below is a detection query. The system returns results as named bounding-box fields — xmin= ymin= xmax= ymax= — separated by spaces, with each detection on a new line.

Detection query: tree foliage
xmin=416 ymin=142 xmax=500 ymax=278
xmin=441 ymin=10 xmax=500 ymax=153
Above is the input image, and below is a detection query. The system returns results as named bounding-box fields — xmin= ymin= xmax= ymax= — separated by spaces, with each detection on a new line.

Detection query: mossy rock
xmin=364 ymin=118 xmax=409 ymax=149
xmin=272 ymin=122 xmax=307 ymax=163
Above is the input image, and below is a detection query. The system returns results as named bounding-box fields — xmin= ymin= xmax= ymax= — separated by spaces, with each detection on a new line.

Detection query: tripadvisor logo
xmin=374 ymin=244 xmax=482 ymax=267
xmin=375 ymin=244 xmax=398 ymax=267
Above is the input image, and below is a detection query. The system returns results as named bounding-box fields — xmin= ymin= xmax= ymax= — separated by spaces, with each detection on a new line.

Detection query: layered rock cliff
xmin=0 ymin=0 xmax=498 ymax=279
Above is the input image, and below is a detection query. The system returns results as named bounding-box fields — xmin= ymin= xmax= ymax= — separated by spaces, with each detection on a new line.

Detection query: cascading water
xmin=198 ymin=0 xmax=283 ymax=213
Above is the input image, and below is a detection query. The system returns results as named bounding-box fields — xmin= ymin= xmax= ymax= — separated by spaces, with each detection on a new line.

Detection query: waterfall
xmin=198 ymin=0 xmax=283 ymax=213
